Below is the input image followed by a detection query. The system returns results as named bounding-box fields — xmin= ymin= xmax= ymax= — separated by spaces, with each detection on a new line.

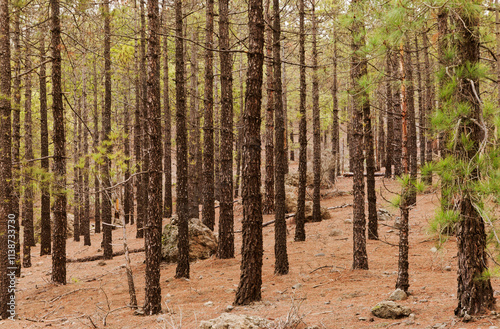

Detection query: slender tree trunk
xmin=174 ymin=0 xmax=189 ymax=279
xmin=234 ymin=53 xmax=245 ymax=199
xmin=124 ymin=83 xmax=132 ymax=227
xmin=290 ymin=129 xmax=294 ymax=161
xmin=202 ymin=0 xmax=215 ymax=230
xmin=273 ymin=0 xmax=288 ymax=275
xmin=0 ymin=0 xmax=13 ymax=316
xmin=282 ymin=43 xmax=289 ymax=175
xmin=378 ymin=106 xmax=385 ymax=173
xmin=102 ymin=0 xmax=113 ymax=260
xmin=366 ymin=83 xmax=378 ymax=239
xmin=12 ymin=4 xmax=21 ymax=277
xmin=331 ymin=33 xmax=339 ymax=182
xmin=144 ymin=0 xmax=162 ymax=314
xmin=396 ymin=43 xmax=410 ymax=292
xmin=82 ymin=71 xmax=91 ymax=246
xmin=234 ymin=0 xmax=264 ymax=305
xmin=51 ymin=0 xmax=67 ymax=284
xmin=22 ymin=29 xmax=34 ymax=269
xmin=311 ymin=0 xmax=321 ymax=223
xmin=263 ymin=0 xmax=274 ymax=215
xmin=73 ymin=101 xmax=80 ymax=242
xmin=93 ymin=61 xmax=101 ymax=233
xmin=350 ymin=0 xmax=368 ymax=270
xmin=163 ymin=31 xmax=172 ymax=219
xmin=214 ymin=75 xmax=221 ymax=202
xmin=385 ymin=51 xmax=393 ymax=178
xmin=218 ymin=0 xmax=235 ymax=259
xmin=423 ymin=28 xmax=433 ymax=185
xmin=294 ymin=0 xmax=307 ymax=242
xmin=392 ymin=52 xmax=402 ymax=178
xmin=453 ymin=5 xmax=495 ymax=316
xmin=39 ymin=28 xmax=51 ymax=256
xmin=437 ymin=9 xmax=448 ymax=159
xmin=405 ymin=40 xmax=417 ymax=206
xmin=415 ymin=34 xmax=425 ymax=169
xmin=133 ymin=5 xmax=141 ymax=228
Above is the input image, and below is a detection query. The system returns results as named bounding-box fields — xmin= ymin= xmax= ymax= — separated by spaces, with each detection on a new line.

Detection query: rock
xmin=462 ymin=313 xmax=472 ymax=322
xmin=444 ymin=266 xmax=452 ymax=271
xmin=377 ymin=208 xmax=392 ymax=221
xmin=371 ymin=301 xmax=411 ymax=319
xmin=204 ymin=301 xmax=213 ymax=307
xmin=285 ymin=185 xmax=298 ymax=213
xmin=388 ymin=289 xmax=407 ymax=301
xmin=285 ymin=171 xmax=314 ymax=188
xmin=225 ymin=305 xmax=234 ymax=312
xmin=495 ymin=291 xmax=500 ymax=297
xmin=314 ymin=253 xmax=325 ymax=257
xmin=394 ymin=217 xmax=402 ymax=229
xmin=329 ymin=229 xmax=343 ymax=237
xmin=405 ymin=313 xmax=415 ymax=325
xmin=97 ymin=260 xmax=106 ymax=266
xmin=198 ymin=313 xmax=271 ymax=329
xmin=358 ymin=317 xmax=368 ymax=321
xmin=344 ymin=219 xmax=352 ymax=224
xmin=162 ymin=217 xmax=217 ymax=263
xmin=292 ymin=283 xmax=303 ymax=290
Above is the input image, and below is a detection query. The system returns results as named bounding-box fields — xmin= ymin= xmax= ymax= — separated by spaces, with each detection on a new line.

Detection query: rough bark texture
xmin=175 ymin=0 xmax=190 ymax=279
xmin=415 ymin=34 xmax=425 ymax=169
xmin=39 ymin=28 xmax=51 ymax=256
xmin=350 ymin=0 xmax=368 ymax=270
xmin=73 ymin=104 xmax=80 ymax=243
xmin=202 ymin=0 xmax=215 ymax=230
xmin=218 ymin=0 xmax=235 ymax=259
xmin=163 ymin=30 xmax=172 ymax=219
xmin=51 ymin=0 xmax=67 ymax=284
xmin=453 ymin=4 xmax=495 ymax=317
xmin=294 ymin=0 xmax=306 ymax=242
xmin=124 ymin=86 xmax=132 ymax=227
xmin=405 ymin=40 xmax=417 ymax=206
xmin=93 ymin=61 xmax=101 ymax=233
xmin=144 ymin=0 xmax=162 ymax=315
xmin=423 ymin=28 xmax=433 ymax=185
xmin=234 ymin=54 xmax=245 ymax=199
xmin=385 ymin=52 xmax=393 ymax=179
xmin=273 ymin=0 xmax=288 ymax=275
xmin=102 ymin=0 xmax=113 ymax=260
xmin=365 ymin=84 xmax=378 ymax=240
xmin=234 ymin=0 xmax=264 ymax=305
xmin=331 ymin=34 xmax=339 ymax=182
xmin=311 ymin=1 xmax=321 ymax=224
xmin=392 ymin=52 xmax=402 ymax=178
xmin=82 ymin=74 xmax=91 ymax=247
xmin=263 ymin=0 xmax=274 ymax=215
xmin=0 ymin=0 xmax=13 ymax=317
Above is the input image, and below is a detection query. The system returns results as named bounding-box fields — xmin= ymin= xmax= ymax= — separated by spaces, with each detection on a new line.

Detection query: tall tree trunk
xmin=188 ymin=30 xmax=201 ymax=219
xmin=396 ymin=42 xmax=410 ymax=292
xmin=93 ymin=60 xmax=101 ymax=233
xmin=39 ymin=27 xmax=51 ymax=256
xmin=263 ymin=0 xmax=274 ymax=215
xmin=163 ymin=31 xmax=172 ymax=219
xmin=282 ymin=43 xmax=289 ymax=175
xmin=102 ymin=0 xmax=113 ymax=260
xmin=82 ymin=71 xmax=91 ymax=246
xmin=392 ymin=52 xmax=402 ymax=177
xmin=415 ymin=33 xmax=425 ymax=169
xmin=405 ymin=40 xmax=417 ymax=206
xmin=273 ymin=0 xmax=288 ymax=275
xmin=218 ymin=0 xmax=235 ymax=259
xmin=350 ymin=0 xmax=368 ymax=270
xmin=214 ymin=75 xmax=221 ymax=201
xmin=377 ymin=105 xmax=385 ymax=173
xmin=294 ymin=0 xmax=307 ymax=242
xmin=12 ymin=3 xmax=21 ymax=277
xmin=385 ymin=51 xmax=393 ymax=178
xmin=453 ymin=4 xmax=495 ymax=316
xmin=73 ymin=100 xmax=81 ymax=242
xmin=124 ymin=82 xmax=132 ymax=227
xmin=174 ymin=0 xmax=189 ymax=279
xmin=51 ymin=0 xmax=67 ymax=284
xmin=331 ymin=33 xmax=339 ymax=182
xmin=0 ymin=0 xmax=13 ymax=317
xmin=366 ymin=81 xmax=378 ymax=239
xmin=22 ymin=29 xmax=34 ymax=269
xmin=311 ymin=0 xmax=321 ymax=223
xmin=144 ymin=0 xmax=162 ymax=314
xmin=423 ymin=27 xmax=433 ymax=185
xmin=437 ymin=8 xmax=448 ymax=159
xmin=202 ymin=0 xmax=215 ymax=230
xmin=234 ymin=0 xmax=264 ymax=305
xmin=133 ymin=5 xmax=141 ymax=228
xmin=234 ymin=53 xmax=245 ymax=199
xmin=290 ymin=128 xmax=294 ymax=161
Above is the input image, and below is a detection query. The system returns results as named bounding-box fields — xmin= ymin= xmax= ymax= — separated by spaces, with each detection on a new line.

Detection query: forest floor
xmin=4 ymin=171 xmax=500 ymax=329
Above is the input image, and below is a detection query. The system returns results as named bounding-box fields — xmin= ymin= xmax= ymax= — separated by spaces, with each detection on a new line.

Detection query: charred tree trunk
xmin=202 ymin=0 xmax=215 ymax=230
xmin=350 ymin=0 xmax=368 ymax=270
xmin=73 ymin=103 xmax=80 ymax=242
xmin=51 ymin=0 xmax=67 ymax=284
xmin=294 ymin=0 xmax=307 ymax=242
xmin=311 ymin=1 xmax=321 ymax=223
xmin=365 ymin=85 xmax=378 ymax=240
xmin=263 ymin=0 xmax=274 ymax=215
xmin=453 ymin=5 xmax=495 ymax=317
xmin=174 ymin=0 xmax=189 ymax=279
xmin=235 ymin=0 xmax=265 ymax=306
xmin=144 ymin=0 xmax=162 ymax=314
xmin=273 ymin=0 xmax=288 ymax=275
xmin=218 ymin=0 xmax=235 ymax=259
xmin=163 ymin=32 xmax=172 ymax=219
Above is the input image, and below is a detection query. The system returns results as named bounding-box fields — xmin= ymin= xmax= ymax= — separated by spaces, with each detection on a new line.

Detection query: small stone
xmin=166 ymin=293 xmax=172 ymax=298
xmin=329 ymin=229 xmax=343 ymax=237
xmin=97 ymin=260 xmax=106 ymax=266
xmin=389 ymin=289 xmax=407 ymax=301
xmin=292 ymin=283 xmax=303 ymax=290
xmin=225 ymin=305 xmax=234 ymax=312
xmin=419 ymin=299 xmax=429 ymax=303
xmin=494 ymin=291 xmax=500 ymax=297
xmin=372 ymin=301 xmax=411 ymax=319
xmin=488 ymin=326 xmax=499 ymax=329
xmin=324 ymin=301 xmax=330 ymax=305
xmin=444 ymin=266 xmax=452 ymax=271
xmin=315 ymin=253 xmax=325 ymax=257
xmin=156 ymin=316 xmax=166 ymax=323
xmin=387 ymin=230 xmax=394 ymax=233
xmin=490 ymin=310 xmax=497 ymax=315
xmin=225 ymin=289 xmax=235 ymax=293
xmin=204 ymin=301 xmax=213 ymax=307
xmin=463 ymin=313 xmax=472 ymax=322
xmin=359 ymin=317 xmax=368 ymax=321
xmin=430 ymin=247 xmax=438 ymax=253
xmin=344 ymin=219 xmax=352 ymax=224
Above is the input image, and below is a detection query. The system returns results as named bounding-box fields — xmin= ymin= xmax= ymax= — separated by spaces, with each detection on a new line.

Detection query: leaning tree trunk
xmin=174 ymin=0 xmax=189 ymax=279
xmin=350 ymin=0 xmax=368 ymax=270
xmin=453 ymin=4 xmax=495 ymax=317
xmin=51 ymin=0 xmax=67 ymax=284
xmin=294 ymin=0 xmax=307 ymax=242
xmin=273 ymin=0 xmax=289 ymax=275
xmin=234 ymin=0 xmax=265 ymax=305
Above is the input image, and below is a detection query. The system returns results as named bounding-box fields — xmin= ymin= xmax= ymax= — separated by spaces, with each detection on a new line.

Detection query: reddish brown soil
xmin=6 ymin=174 xmax=500 ymax=328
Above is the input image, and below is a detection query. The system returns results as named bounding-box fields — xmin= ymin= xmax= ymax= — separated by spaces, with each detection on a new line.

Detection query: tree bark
xmin=294 ymin=0 xmax=306 ymax=242
xmin=405 ymin=40 xmax=417 ymax=206
xmin=93 ymin=61 xmax=101 ymax=233
xmin=415 ymin=33 xmax=425 ymax=169
xmin=311 ymin=0 xmax=321 ymax=224
xmin=331 ymin=32 xmax=339 ymax=182
xmin=423 ymin=28 xmax=433 ymax=185
xmin=202 ymin=0 xmax=215 ymax=230
xmin=82 ymin=70 xmax=91 ymax=246
xmin=385 ymin=51 xmax=393 ymax=178
xmin=234 ymin=0 xmax=264 ymax=305
xmin=392 ymin=52 xmax=402 ymax=178
xmin=163 ymin=29 xmax=172 ymax=219
xmin=51 ymin=0 xmax=67 ymax=284
xmin=174 ymin=0 xmax=189 ymax=279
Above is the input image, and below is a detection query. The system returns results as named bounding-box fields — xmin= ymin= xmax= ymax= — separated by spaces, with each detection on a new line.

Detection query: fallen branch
xmin=327 ymin=203 xmax=353 ymax=210
xmin=67 ymin=248 xmax=145 ymax=263
xmin=50 ymin=288 xmax=98 ymax=302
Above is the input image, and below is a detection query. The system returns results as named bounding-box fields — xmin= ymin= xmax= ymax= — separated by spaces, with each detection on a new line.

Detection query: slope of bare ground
xmin=4 ymin=173 xmax=500 ymax=329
